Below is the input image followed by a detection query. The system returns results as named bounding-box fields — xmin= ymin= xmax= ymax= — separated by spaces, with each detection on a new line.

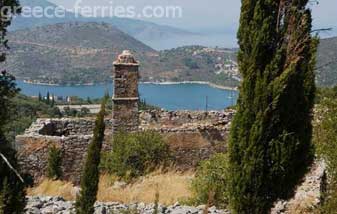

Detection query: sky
xmin=50 ymin=0 xmax=337 ymax=40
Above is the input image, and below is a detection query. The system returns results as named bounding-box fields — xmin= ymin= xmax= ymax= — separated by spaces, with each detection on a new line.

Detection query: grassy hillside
xmin=158 ymin=46 xmax=239 ymax=86
xmin=4 ymin=94 xmax=61 ymax=141
xmin=5 ymin=22 xmax=239 ymax=86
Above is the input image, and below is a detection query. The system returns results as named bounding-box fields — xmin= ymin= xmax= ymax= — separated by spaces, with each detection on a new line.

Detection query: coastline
xmin=21 ymin=80 xmax=238 ymax=91
xmin=142 ymin=81 xmax=238 ymax=91
xmin=22 ymin=80 xmax=96 ymax=86
xmin=23 ymin=80 xmax=59 ymax=86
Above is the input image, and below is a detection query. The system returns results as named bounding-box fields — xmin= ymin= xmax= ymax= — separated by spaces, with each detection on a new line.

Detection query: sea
xmin=17 ymin=81 xmax=239 ymax=111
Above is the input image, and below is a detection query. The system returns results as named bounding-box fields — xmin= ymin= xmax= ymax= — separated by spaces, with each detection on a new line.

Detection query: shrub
xmin=191 ymin=153 xmax=229 ymax=208
xmin=101 ymin=131 xmax=170 ymax=181
xmin=47 ymin=145 xmax=62 ymax=180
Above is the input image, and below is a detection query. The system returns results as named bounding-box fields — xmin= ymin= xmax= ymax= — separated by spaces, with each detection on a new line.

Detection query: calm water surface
xmin=17 ymin=81 xmax=238 ymax=111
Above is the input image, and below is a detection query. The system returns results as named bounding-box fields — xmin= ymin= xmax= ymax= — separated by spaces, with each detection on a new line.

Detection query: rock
xmin=94 ymin=206 xmax=107 ymax=214
xmin=25 ymin=196 xmax=228 ymax=214
xmin=271 ymin=160 xmax=326 ymax=214
xmin=196 ymin=205 xmax=206 ymax=210
xmin=26 ymin=207 xmax=42 ymax=214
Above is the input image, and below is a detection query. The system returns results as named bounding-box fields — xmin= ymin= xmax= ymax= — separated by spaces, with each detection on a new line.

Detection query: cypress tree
xmin=46 ymin=91 xmax=50 ymax=105
xmin=75 ymin=99 xmax=106 ymax=214
xmin=0 ymin=73 xmax=26 ymax=214
xmin=228 ymin=0 xmax=316 ymax=213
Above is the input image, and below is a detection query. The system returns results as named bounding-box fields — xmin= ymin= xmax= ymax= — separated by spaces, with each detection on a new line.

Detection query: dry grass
xmin=28 ymin=170 xmax=194 ymax=205
xmin=27 ymin=179 xmax=76 ymax=201
xmin=286 ymin=195 xmax=318 ymax=214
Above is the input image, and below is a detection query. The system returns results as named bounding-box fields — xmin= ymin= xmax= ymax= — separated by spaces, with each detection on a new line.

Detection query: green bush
xmin=190 ymin=153 xmax=229 ymax=208
xmin=47 ymin=145 xmax=62 ymax=180
xmin=101 ymin=131 xmax=170 ymax=181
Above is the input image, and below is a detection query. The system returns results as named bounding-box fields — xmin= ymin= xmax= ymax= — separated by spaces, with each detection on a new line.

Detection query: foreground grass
xmin=27 ymin=179 xmax=75 ymax=201
xmin=27 ymin=170 xmax=194 ymax=205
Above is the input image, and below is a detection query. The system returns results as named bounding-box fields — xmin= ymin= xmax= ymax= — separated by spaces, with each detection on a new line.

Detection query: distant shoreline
xmin=142 ymin=81 xmax=238 ymax=91
xmin=22 ymin=80 xmax=96 ymax=86
xmin=21 ymin=80 xmax=238 ymax=91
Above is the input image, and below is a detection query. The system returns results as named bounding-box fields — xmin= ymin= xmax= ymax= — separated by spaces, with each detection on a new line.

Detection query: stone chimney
xmin=112 ymin=50 xmax=139 ymax=132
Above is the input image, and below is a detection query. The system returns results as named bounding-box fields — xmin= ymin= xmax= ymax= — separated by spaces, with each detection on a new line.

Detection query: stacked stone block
xmin=112 ymin=50 xmax=140 ymax=132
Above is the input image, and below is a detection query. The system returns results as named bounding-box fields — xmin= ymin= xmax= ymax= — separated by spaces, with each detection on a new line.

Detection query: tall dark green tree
xmin=0 ymin=0 xmax=26 ymax=213
xmin=75 ymin=99 xmax=106 ymax=214
xmin=228 ymin=0 xmax=317 ymax=213
xmin=46 ymin=91 xmax=50 ymax=105
xmin=38 ymin=92 xmax=42 ymax=102
xmin=0 ymin=72 xmax=26 ymax=214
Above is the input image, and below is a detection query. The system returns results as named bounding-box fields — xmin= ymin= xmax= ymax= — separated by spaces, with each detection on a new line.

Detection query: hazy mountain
xmin=10 ymin=0 xmax=196 ymax=50
xmin=10 ymin=0 xmax=79 ymax=30
xmin=4 ymin=22 xmax=238 ymax=86
xmin=5 ymin=22 xmax=158 ymax=85
xmin=316 ymin=37 xmax=337 ymax=87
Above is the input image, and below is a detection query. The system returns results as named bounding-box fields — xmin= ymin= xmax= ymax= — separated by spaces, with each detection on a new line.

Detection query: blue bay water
xmin=16 ymin=81 xmax=238 ymax=111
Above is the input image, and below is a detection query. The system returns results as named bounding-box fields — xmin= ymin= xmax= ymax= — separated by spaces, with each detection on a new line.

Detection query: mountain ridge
xmin=10 ymin=0 xmax=196 ymax=50
xmin=4 ymin=22 xmax=238 ymax=86
xmin=5 ymin=22 xmax=337 ymax=88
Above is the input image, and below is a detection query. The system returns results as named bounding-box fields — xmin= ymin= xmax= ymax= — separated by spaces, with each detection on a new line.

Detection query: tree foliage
xmin=0 ymin=74 xmax=26 ymax=214
xmin=0 ymin=0 xmax=26 ymax=212
xmin=191 ymin=153 xmax=229 ymax=208
xmin=4 ymin=94 xmax=62 ymax=142
xmin=228 ymin=0 xmax=317 ymax=213
xmin=75 ymin=99 xmax=106 ymax=214
xmin=47 ymin=145 xmax=62 ymax=180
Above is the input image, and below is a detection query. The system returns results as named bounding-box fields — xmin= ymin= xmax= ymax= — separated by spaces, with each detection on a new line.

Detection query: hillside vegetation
xmin=5 ymin=22 xmax=239 ymax=86
xmin=5 ymin=22 xmax=337 ymax=87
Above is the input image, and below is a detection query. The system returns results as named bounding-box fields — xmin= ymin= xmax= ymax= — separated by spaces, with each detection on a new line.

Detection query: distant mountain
xmin=10 ymin=0 xmax=79 ymax=30
xmin=4 ymin=22 xmax=238 ymax=86
xmin=5 ymin=22 xmax=158 ymax=85
xmin=10 ymin=0 xmax=196 ymax=50
xmin=5 ymin=21 xmax=337 ymax=87
xmin=316 ymin=37 xmax=337 ymax=87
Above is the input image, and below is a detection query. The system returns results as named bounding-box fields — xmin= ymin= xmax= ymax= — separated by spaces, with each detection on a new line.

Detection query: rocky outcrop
xmin=271 ymin=160 xmax=326 ymax=214
xmin=25 ymin=196 xmax=229 ymax=214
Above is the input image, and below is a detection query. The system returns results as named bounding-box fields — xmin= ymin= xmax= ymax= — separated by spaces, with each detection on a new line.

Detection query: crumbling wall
xmin=16 ymin=110 xmax=234 ymax=184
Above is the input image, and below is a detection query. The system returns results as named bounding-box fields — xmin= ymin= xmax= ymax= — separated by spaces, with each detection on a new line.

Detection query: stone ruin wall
xmin=16 ymin=110 xmax=235 ymax=184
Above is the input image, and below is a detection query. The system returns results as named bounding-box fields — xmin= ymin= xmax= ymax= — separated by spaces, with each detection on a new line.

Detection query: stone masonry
xmin=16 ymin=110 xmax=235 ymax=184
xmin=112 ymin=50 xmax=140 ymax=132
